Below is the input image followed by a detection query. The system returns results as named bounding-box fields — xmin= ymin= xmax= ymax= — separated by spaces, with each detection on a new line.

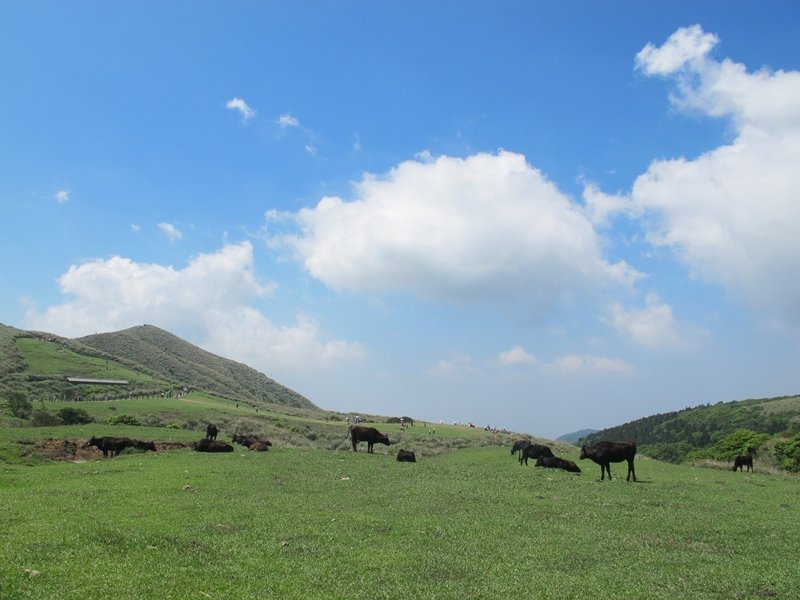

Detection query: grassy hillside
xmin=77 ymin=325 xmax=315 ymax=409
xmin=0 ymin=323 xmax=315 ymax=411
xmin=581 ymin=395 xmax=800 ymax=467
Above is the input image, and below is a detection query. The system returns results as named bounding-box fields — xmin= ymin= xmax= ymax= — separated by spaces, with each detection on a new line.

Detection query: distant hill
xmin=0 ymin=323 xmax=316 ymax=410
xmin=557 ymin=429 xmax=598 ymax=444
xmin=581 ymin=395 xmax=800 ymax=463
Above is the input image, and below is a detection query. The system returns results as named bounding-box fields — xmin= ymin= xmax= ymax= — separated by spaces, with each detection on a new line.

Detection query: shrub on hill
xmin=687 ymin=429 xmax=770 ymax=461
xmin=57 ymin=407 xmax=93 ymax=425
xmin=7 ymin=391 xmax=32 ymax=419
xmin=774 ymin=434 xmax=800 ymax=472
xmin=30 ymin=409 xmax=61 ymax=427
xmin=102 ymin=414 xmax=142 ymax=426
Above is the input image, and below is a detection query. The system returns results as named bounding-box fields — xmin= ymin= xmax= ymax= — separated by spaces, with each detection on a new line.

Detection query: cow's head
xmin=579 ymin=446 xmax=588 ymax=459
xmin=378 ymin=434 xmax=390 ymax=446
xmin=82 ymin=436 xmax=100 ymax=449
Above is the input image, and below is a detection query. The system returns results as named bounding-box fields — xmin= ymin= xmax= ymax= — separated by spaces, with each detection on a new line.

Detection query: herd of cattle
xmin=81 ymin=422 xmax=754 ymax=476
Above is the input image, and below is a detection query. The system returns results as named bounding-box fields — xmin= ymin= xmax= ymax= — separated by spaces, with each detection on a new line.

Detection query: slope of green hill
xmin=0 ymin=323 xmax=315 ymax=410
xmin=581 ymin=395 xmax=800 ymax=465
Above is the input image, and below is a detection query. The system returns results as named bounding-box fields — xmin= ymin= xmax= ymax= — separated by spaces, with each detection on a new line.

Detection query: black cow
xmin=580 ymin=441 xmax=637 ymax=481
xmin=511 ymin=440 xmax=532 ymax=464
xmin=521 ymin=443 xmax=555 ymax=466
xmin=349 ymin=425 xmax=390 ymax=453
xmin=232 ymin=434 xmax=272 ymax=448
xmin=396 ymin=449 xmax=416 ymax=462
xmin=733 ymin=454 xmax=753 ymax=472
xmin=83 ymin=436 xmax=133 ymax=458
xmin=206 ymin=424 xmax=219 ymax=440
xmin=130 ymin=439 xmax=157 ymax=452
xmin=193 ymin=438 xmax=234 ymax=452
xmin=535 ymin=455 xmax=581 ymax=473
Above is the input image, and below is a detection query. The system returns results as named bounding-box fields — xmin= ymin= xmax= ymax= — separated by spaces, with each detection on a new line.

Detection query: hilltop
xmin=0 ymin=322 xmax=315 ymax=410
xmin=580 ymin=394 xmax=800 ymax=468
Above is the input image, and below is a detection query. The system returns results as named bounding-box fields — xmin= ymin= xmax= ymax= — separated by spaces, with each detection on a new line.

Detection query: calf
xmin=396 ymin=449 xmax=416 ymax=462
xmin=349 ymin=425 xmax=390 ymax=453
xmin=580 ymin=441 xmax=637 ymax=481
xmin=249 ymin=442 xmax=270 ymax=452
xmin=206 ymin=424 xmax=219 ymax=440
xmin=521 ymin=443 xmax=555 ymax=466
xmin=193 ymin=438 xmax=234 ymax=452
xmin=130 ymin=439 xmax=157 ymax=452
xmin=733 ymin=454 xmax=753 ymax=472
xmin=535 ymin=455 xmax=581 ymax=473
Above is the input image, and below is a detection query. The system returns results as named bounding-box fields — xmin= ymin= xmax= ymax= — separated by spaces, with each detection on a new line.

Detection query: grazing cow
xmin=511 ymin=440 xmax=532 ymax=464
xmin=396 ymin=449 xmax=416 ymax=462
xmin=349 ymin=425 xmax=390 ymax=453
xmin=733 ymin=454 xmax=753 ymax=472
xmin=521 ymin=443 xmax=555 ymax=466
xmin=249 ymin=442 xmax=270 ymax=452
xmin=535 ymin=455 xmax=581 ymax=473
xmin=193 ymin=438 xmax=234 ymax=452
xmin=232 ymin=434 xmax=273 ymax=448
xmin=206 ymin=424 xmax=219 ymax=440
xmin=83 ymin=436 xmax=133 ymax=458
xmin=580 ymin=441 xmax=637 ymax=481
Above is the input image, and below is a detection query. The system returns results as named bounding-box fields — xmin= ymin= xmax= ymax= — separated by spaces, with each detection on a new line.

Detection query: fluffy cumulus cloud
xmin=275 ymin=151 xmax=638 ymax=312
xmin=605 ymin=294 xmax=682 ymax=348
xmin=226 ymin=97 xmax=256 ymax=121
xmin=54 ymin=190 xmax=69 ymax=204
xmin=592 ymin=25 xmax=800 ymax=327
xmin=24 ymin=242 xmax=363 ymax=369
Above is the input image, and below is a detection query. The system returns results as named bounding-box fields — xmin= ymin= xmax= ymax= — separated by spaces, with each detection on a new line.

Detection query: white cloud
xmin=605 ymin=294 xmax=682 ymax=348
xmin=24 ymin=242 xmax=363 ymax=370
xmin=275 ymin=151 xmax=639 ymax=312
xmin=277 ymin=113 xmax=300 ymax=128
xmin=54 ymin=190 xmax=69 ymax=204
xmin=542 ymin=354 xmax=634 ymax=376
xmin=130 ymin=224 xmax=141 ymax=233
xmin=226 ymin=97 xmax=256 ymax=121
xmin=158 ymin=222 xmax=182 ymax=243
xmin=305 ymin=144 xmax=318 ymax=157
xmin=636 ymin=24 xmax=719 ymax=76
xmin=497 ymin=346 xmax=537 ymax=366
xmin=627 ymin=25 xmax=800 ymax=326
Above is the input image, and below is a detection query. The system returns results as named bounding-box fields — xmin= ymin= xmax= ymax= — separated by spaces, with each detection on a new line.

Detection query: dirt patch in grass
xmin=30 ymin=438 xmax=190 ymax=461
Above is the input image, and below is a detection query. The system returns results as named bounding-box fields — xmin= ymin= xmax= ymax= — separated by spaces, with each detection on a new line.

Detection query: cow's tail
xmin=345 ymin=425 xmax=352 ymax=439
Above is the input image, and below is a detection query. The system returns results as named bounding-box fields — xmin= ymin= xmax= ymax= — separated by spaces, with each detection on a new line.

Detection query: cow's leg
xmin=627 ymin=458 xmax=636 ymax=482
xmin=367 ymin=442 xmax=373 ymax=453
xmin=351 ymin=439 xmax=358 ymax=452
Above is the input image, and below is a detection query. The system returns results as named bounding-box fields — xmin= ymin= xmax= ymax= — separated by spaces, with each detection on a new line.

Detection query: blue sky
xmin=3 ymin=2 xmax=800 ymax=438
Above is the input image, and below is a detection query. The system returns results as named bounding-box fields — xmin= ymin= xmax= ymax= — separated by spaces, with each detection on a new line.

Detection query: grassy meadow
xmin=1 ymin=404 xmax=799 ymax=599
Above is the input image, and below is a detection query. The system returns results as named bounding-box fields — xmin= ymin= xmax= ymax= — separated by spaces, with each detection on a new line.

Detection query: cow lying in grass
xmin=396 ymin=449 xmax=416 ymax=462
xmin=193 ymin=438 xmax=234 ymax=452
xmin=580 ymin=441 xmax=637 ymax=481
xmin=535 ymin=455 xmax=581 ymax=473
xmin=733 ymin=454 xmax=753 ymax=472
xmin=232 ymin=434 xmax=272 ymax=448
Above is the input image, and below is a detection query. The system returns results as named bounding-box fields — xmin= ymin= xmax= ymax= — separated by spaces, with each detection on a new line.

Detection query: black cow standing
xmin=349 ymin=425 xmax=390 ymax=453
xmin=83 ymin=436 xmax=156 ymax=458
xmin=733 ymin=454 xmax=753 ymax=472
xmin=206 ymin=424 xmax=219 ymax=440
xmin=511 ymin=440 xmax=532 ymax=464
xmin=580 ymin=441 xmax=637 ymax=481
xmin=520 ymin=443 xmax=555 ymax=466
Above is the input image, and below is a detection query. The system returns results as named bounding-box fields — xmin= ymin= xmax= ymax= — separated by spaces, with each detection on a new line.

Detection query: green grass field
xmin=1 ymin=434 xmax=798 ymax=599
